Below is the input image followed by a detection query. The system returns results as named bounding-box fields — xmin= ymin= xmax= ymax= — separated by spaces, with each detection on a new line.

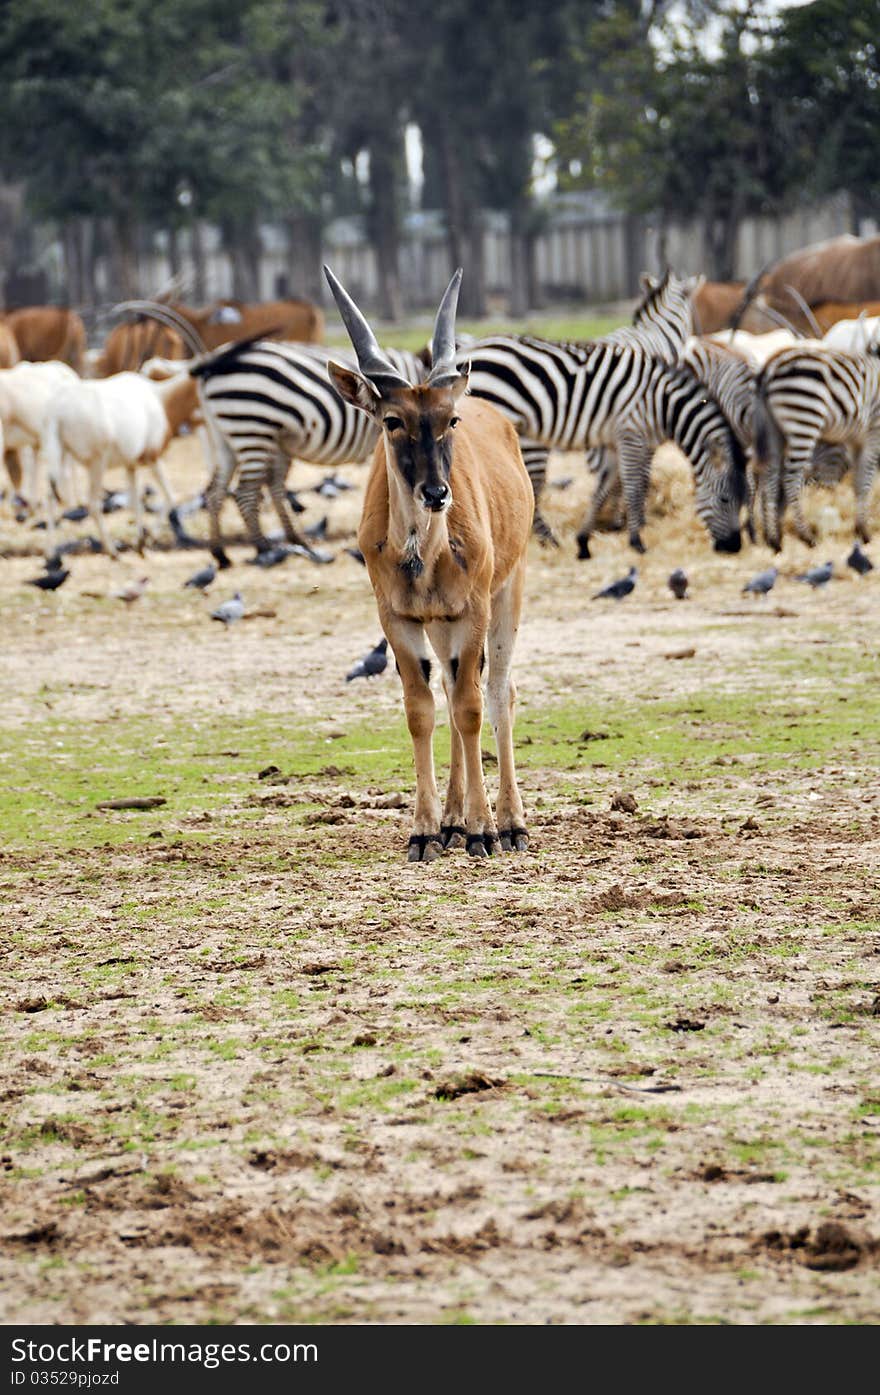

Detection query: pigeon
xmin=304 ymin=515 xmax=328 ymax=540
xmin=61 ymin=504 xmax=89 ymax=523
xmin=25 ymin=567 xmax=69 ymax=591
xmin=847 ymin=542 xmax=874 ymax=575
xmin=183 ymin=562 xmax=217 ymax=590
xmin=592 ymin=565 xmax=637 ymax=601
xmin=346 ymin=638 xmax=388 ymax=681
xmin=742 ymin=566 xmax=778 ymax=596
xmin=345 ymin=547 xmax=366 ymax=566
xmin=112 ymin=575 xmax=150 ymax=603
xmin=45 ymin=551 xmax=65 ymax=573
xmin=249 ymin=545 xmax=293 ymax=568
xmin=211 ymin=592 xmax=245 ymax=625
xmin=285 ymin=489 xmax=306 ymax=514
xmin=314 ymin=472 xmax=354 ymax=498
xmin=795 ymin=560 xmax=833 ymax=589
xmin=102 ymin=489 xmax=129 ymax=514
xmin=288 ymin=543 xmax=334 ymax=565
xmin=667 ymin=567 xmax=689 ymax=600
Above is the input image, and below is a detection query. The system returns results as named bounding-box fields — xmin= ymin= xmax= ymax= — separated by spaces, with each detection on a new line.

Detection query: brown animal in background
xmin=92 ymin=318 xmax=187 ymax=377
xmin=3 ymin=306 xmax=86 ymax=372
xmin=0 ymin=321 xmax=19 ymax=369
xmin=691 ymin=280 xmax=777 ymax=334
xmin=170 ymin=297 xmax=324 ymax=350
xmin=810 ymin=300 xmax=880 ymax=334
xmin=325 ymin=265 xmax=533 ymax=862
xmin=759 ymin=235 xmax=880 ymax=327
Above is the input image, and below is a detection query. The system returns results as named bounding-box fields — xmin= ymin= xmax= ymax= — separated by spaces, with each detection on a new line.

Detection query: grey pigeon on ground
xmin=45 ymin=551 xmax=65 ymax=573
xmin=346 ymin=638 xmax=388 ymax=681
xmin=304 ymin=515 xmax=328 ymax=540
xmin=592 ymin=565 xmax=637 ymax=601
xmin=315 ymin=472 xmax=354 ymax=498
xmin=742 ymin=566 xmax=778 ymax=596
xmin=667 ymin=567 xmax=689 ymax=600
xmin=211 ymin=592 xmax=245 ymax=625
xmin=344 ymin=547 xmax=366 ymax=566
xmin=285 ymin=489 xmax=305 ymax=514
xmin=61 ymin=504 xmax=89 ymax=523
xmin=847 ymin=542 xmax=874 ymax=575
xmin=795 ymin=560 xmax=833 ymax=589
xmin=250 ymin=545 xmax=292 ymax=568
xmin=112 ymin=575 xmax=150 ymax=603
xmin=26 ymin=568 xmax=69 ymax=591
xmin=183 ymin=562 xmax=217 ymax=590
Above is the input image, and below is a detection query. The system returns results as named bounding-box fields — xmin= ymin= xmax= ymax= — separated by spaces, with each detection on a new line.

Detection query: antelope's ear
xmin=448 ymin=366 xmax=470 ymax=403
xmin=686 ymin=273 xmax=706 ymax=295
xmin=328 ymin=361 xmax=381 ymax=415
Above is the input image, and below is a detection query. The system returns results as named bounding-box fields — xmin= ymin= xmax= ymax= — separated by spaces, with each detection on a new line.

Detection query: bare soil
xmin=0 ymin=437 xmax=878 ymax=1326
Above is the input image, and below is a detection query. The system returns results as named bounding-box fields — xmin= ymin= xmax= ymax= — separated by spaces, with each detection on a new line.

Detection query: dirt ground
xmin=0 ymin=435 xmax=878 ymax=1326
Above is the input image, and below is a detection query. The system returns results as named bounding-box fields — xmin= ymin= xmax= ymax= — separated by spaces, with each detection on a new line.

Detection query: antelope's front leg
xmin=385 ymin=615 xmax=443 ymax=863
xmin=426 ymin=622 xmax=467 ymax=849
xmin=446 ymin=610 xmax=497 ymax=858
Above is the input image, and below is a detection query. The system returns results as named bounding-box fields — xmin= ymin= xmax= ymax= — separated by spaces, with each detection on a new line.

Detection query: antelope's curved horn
xmin=784 ymin=284 xmax=822 ymax=338
xmin=322 ymin=266 xmax=410 ymax=388
xmin=427 ymin=268 xmax=463 ymax=385
xmin=113 ymin=300 xmax=207 ymax=357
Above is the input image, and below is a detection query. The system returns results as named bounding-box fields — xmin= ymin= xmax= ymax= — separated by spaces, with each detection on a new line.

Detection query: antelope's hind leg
xmin=384 ymin=613 xmax=444 ymax=863
xmin=486 ymin=562 xmax=528 ymax=853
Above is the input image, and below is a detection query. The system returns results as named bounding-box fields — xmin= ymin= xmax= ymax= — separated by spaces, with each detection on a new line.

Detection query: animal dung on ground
xmin=664 ymin=646 xmax=696 ymax=660
xmin=95 ymin=796 xmax=167 ymax=811
xmin=610 ymin=791 xmax=638 ymax=814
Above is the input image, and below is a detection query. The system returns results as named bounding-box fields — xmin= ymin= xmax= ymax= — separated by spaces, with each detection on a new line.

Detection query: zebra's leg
xmin=615 ymin=431 xmax=653 ymax=554
xmin=853 ymin=426 xmax=880 ymax=543
xmin=232 ymin=457 xmax=271 ymax=554
xmin=267 ymin=452 xmax=312 ymax=551
xmin=520 ymin=441 xmax=558 ymax=547
xmin=576 ymin=446 xmax=618 ymax=560
xmin=198 ymin=420 xmax=238 ymax=568
xmin=782 ymin=437 xmax=819 ymax=547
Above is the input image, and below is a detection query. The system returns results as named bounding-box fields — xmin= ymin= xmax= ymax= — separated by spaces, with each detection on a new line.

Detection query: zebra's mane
xmin=631 ymin=269 xmax=673 ymax=326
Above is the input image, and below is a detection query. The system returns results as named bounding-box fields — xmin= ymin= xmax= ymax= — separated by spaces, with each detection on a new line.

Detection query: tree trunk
xmin=224 ymin=218 xmax=261 ymax=302
xmin=167 ymin=225 xmax=182 ymax=279
xmin=508 ymin=201 xmax=533 ymax=319
xmin=62 ymin=221 xmax=83 ymax=307
xmin=110 ymin=210 xmax=138 ymax=300
xmin=623 ymin=212 xmax=646 ymax=296
xmin=286 ymin=212 xmax=325 ymax=304
xmin=436 ymin=132 xmax=486 ymax=318
xmin=190 ymin=220 xmax=207 ymax=303
xmin=366 ymin=138 xmax=402 ymax=321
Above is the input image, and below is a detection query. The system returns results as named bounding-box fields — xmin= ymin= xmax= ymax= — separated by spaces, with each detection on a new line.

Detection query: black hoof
xmin=441 ymin=823 xmax=466 ymax=849
xmin=212 ymin=549 xmax=233 ymax=570
xmin=407 ymin=833 xmax=443 ymax=863
xmin=576 ymin=536 xmax=591 ymax=560
xmin=629 ymin=535 xmax=647 ymax=555
xmin=498 ymin=827 xmax=529 ymax=853
xmin=466 ymin=832 xmax=497 ymax=859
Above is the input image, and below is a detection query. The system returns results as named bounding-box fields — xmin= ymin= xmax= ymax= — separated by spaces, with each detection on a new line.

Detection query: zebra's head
xmin=633 ymin=269 xmax=705 ymax=350
xmin=663 ymin=365 xmax=747 ymax=552
xmin=324 ymin=266 xmax=469 ymax=517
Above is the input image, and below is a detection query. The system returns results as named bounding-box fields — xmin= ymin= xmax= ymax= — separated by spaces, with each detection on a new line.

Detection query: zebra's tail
xmin=752 ymin=372 xmax=786 ymax=548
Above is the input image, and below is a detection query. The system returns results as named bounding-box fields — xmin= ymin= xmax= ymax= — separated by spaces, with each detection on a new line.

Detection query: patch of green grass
xmin=325 ymin=312 xmax=626 ymax=355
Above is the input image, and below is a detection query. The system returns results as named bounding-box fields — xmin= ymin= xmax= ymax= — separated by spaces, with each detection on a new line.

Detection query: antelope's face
xmin=380 ymin=384 xmax=465 ymax=513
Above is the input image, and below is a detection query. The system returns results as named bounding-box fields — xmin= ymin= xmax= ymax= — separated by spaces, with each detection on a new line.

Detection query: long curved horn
xmin=751 ymin=302 xmax=803 ymax=337
xmin=427 ymin=268 xmax=464 ymax=386
xmin=784 ymin=284 xmax=822 ymax=337
xmin=322 ymin=266 xmax=410 ymax=388
xmin=728 ymin=258 xmax=775 ymax=335
xmin=113 ymin=300 xmax=207 ymax=357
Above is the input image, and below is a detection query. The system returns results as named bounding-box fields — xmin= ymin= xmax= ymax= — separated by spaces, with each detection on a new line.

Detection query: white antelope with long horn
xmin=324 ymin=265 xmax=534 ymax=861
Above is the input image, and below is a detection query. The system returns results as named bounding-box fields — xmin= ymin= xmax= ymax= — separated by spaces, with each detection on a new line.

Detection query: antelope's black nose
xmin=422 ymin=482 xmax=449 ymax=511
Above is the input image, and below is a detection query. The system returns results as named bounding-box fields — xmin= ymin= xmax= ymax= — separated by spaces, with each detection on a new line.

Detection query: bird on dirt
xmin=211 ymin=592 xmax=245 ymax=626
xmin=847 ymin=542 xmax=874 ymax=576
xmin=102 ymin=489 xmax=129 ymax=514
xmin=314 ymin=472 xmax=355 ymax=498
xmin=25 ymin=567 xmax=69 ymax=592
xmin=112 ymin=575 xmax=150 ymax=603
xmin=249 ymin=545 xmax=292 ymax=568
xmin=285 ymin=488 xmax=306 ymax=514
xmin=305 ymin=515 xmax=328 ymax=540
xmin=795 ymin=560 xmax=833 ymax=589
xmin=667 ymin=567 xmax=689 ymax=600
xmin=45 ymin=551 xmax=65 ymax=573
xmin=61 ymin=504 xmax=89 ymax=523
xmin=183 ymin=562 xmax=217 ymax=591
xmin=742 ymin=566 xmax=778 ymax=597
xmin=346 ymin=638 xmax=388 ymax=681
xmin=344 ymin=547 xmax=366 ymax=566
xmin=592 ymin=566 xmax=637 ymax=601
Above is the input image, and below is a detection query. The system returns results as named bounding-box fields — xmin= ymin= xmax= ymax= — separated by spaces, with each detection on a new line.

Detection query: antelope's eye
xmin=449 ymin=416 xmax=461 ymax=429
xmin=383 ymin=416 xmax=405 ymax=433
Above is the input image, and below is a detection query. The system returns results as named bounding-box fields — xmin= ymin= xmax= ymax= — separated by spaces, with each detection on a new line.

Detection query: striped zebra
xmin=753 ymin=344 xmax=880 ymax=549
xmin=190 ymin=339 xmax=429 ymax=562
xmin=460 ymin=269 xmax=702 ymax=552
xmin=459 ymin=332 xmax=746 ymax=554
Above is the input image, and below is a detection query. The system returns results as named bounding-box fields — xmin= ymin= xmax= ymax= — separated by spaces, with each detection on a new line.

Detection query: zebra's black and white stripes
xmin=459 ymin=332 xmax=746 ymax=553
xmin=191 ymin=340 xmax=428 ymax=558
xmin=752 ymin=344 xmax=880 ymax=549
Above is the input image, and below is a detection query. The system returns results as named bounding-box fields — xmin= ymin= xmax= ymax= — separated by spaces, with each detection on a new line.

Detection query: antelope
xmin=324 ymin=265 xmax=533 ymax=861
